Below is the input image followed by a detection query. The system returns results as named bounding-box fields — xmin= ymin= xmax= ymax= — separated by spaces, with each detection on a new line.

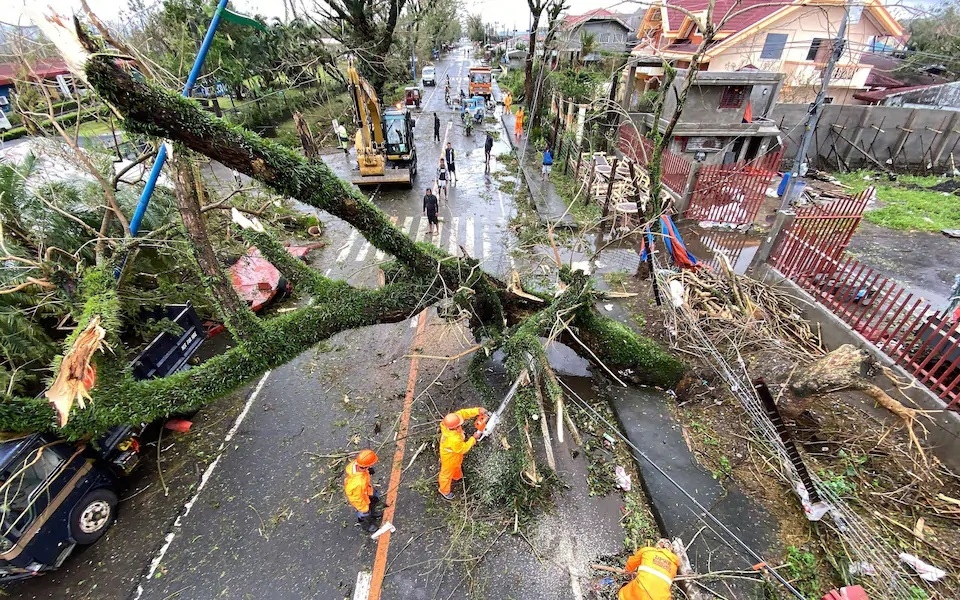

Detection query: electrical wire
xmin=556 ymin=377 xmax=808 ymax=600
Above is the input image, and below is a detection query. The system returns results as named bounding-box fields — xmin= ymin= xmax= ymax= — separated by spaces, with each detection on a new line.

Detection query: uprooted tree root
xmin=792 ymin=344 xmax=937 ymax=465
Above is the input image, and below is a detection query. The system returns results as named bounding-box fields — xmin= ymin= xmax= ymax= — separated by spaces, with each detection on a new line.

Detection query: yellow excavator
xmin=347 ymin=60 xmax=419 ymax=187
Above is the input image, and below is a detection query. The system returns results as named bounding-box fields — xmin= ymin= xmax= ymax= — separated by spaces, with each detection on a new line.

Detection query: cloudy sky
xmin=5 ymin=0 xmax=946 ymax=34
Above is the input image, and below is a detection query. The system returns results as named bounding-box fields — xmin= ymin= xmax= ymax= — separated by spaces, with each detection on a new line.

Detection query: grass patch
xmin=831 ymin=170 xmax=960 ymax=231
xmin=551 ymin=168 xmax=601 ymax=228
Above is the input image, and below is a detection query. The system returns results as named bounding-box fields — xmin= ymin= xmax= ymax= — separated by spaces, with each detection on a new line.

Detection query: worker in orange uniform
xmin=514 ymin=107 xmax=525 ymax=142
xmin=438 ymin=407 xmax=488 ymax=500
xmin=344 ymin=449 xmax=381 ymax=532
xmin=619 ymin=539 xmax=680 ymax=600
xmin=503 ymin=91 xmax=512 ymax=113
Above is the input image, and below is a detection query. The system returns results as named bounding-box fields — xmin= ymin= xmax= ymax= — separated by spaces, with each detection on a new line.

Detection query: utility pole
xmin=410 ymin=24 xmax=417 ymax=83
xmin=781 ymin=3 xmax=852 ymax=207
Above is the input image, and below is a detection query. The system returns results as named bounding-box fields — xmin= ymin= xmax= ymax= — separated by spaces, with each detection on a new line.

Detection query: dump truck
xmin=468 ymin=66 xmax=492 ymax=100
xmin=347 ymin=61 xmax=418 ymax=187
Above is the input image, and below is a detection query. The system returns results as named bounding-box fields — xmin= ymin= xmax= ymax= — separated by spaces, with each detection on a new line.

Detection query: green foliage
xmin=781 ymin=546 xmax=823 ymax=599
xmin=228 ymin=88 xmax=327 ymax=131
xmin=904 ymin=1 xmax=960 ymax=78
xmin=830 ymin=170 xmax=960 ymax=231
xmin=634 ymin=90 xmax=659 ymax=113
xmin=466 ymin=14 xmax=485 ymax=43
xmin=547 ymin=68 xmax=605 ymax=104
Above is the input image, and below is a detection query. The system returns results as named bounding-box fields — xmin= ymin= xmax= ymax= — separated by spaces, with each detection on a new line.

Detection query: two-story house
xmin=555 ymin=9 xmax=632 ymax=65
xmin=627 ymin=0 xmax=904 ymax=105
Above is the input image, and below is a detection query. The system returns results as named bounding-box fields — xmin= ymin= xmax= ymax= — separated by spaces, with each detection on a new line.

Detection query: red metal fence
xmin=618 ymin=123 xmax=691 ymax=196
xmin=683 ymin=151 xmax=783 ymax=225
xmin=769 ymin=190 xmax=959 ymax=408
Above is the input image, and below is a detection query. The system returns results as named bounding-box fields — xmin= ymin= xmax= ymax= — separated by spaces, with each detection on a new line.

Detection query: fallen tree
xmin=0 ymin=18 xmax=683 ymax=439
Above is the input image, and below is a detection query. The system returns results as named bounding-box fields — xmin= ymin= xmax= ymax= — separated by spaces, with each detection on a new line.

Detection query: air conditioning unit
xmin=0 ymin=96 xmax=9 ymax=106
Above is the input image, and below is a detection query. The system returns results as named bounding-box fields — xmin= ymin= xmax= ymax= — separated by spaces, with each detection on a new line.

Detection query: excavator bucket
xmin=351 ymin=169 xmax=413 ymax=187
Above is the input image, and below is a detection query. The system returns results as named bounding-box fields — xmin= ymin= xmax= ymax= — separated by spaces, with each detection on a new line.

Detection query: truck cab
xmin=468 ymin=67 xmax=492 ymax=100
xmin=422 ymin=65 xmax=436 ymax=86
xmin=0 ymin=427 xmax=141 ymax=582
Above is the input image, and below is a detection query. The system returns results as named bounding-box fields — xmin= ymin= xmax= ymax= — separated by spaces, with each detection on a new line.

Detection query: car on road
xmin=0 ymin=426 xmax=142 ymax=582
xmin=422 ymin=65 xmax=436 ymax=86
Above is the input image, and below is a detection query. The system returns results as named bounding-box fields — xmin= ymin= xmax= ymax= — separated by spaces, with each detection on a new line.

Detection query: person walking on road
xmin=514 ymin=107 xmax=525 ymax=142
xmin=444 ymin=142 xmax=457 ymax=184
xmin=436 ymin=158 xmax=449 ymax=201
xmin=618 ymin=539 xmax=680 ymax=600
xmin=344 ymin=450 xmax=381 ymax=533
xmin=541 ymin=145 xmax=553 ymax=181
xmin=503 ymin=91 xmax=512 ymax=113
xmin=484 ymin=133 xmax=494 ymax=172
xmin=438 ymin=407 xmax=488 ymax=500
xmin=423 ymin=187 xmax=440 ymax=236
xmin=433 ymin=112 xmax=441 ymax=143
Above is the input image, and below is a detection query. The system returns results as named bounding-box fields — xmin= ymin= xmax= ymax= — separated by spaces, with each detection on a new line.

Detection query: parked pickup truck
xmin=0 ymin=426 xmax=141 ymax=581
xmin=0 ymin=303 xmax=207 ymax=582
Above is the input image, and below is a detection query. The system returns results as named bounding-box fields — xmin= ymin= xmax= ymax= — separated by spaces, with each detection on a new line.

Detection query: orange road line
xmin=368 ymin=308 xmax=429 ymax=600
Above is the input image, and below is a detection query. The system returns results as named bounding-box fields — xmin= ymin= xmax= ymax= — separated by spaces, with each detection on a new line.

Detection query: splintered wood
xmin=576 ymin=152 xmax=640 ymax=207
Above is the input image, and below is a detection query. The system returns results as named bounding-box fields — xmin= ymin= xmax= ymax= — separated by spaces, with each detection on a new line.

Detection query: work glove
xmin=368 ymin=467 xmax=376 ymax=476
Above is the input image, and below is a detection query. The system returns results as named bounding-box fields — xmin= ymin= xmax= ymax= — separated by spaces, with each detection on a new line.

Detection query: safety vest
xmin=618 ymin=547 xmax=679 ymax=600
xmin=343 ymin=461 xmax=373 ymax=513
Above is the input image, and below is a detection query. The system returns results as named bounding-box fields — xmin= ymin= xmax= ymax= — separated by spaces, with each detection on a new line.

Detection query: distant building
xmin=628 ymin=0 xmax=905 ymax=105
xmin=555 ymin=9 xmax=632 ymax=65
xmin=0 ymin=58 xmax=75 ymax=114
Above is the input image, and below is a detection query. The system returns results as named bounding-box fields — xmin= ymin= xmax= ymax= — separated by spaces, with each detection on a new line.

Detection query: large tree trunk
xmin=170 ymin=152 xmax=265 ymax=341
xmin=0 ymin=25 xmax=684 ymax=438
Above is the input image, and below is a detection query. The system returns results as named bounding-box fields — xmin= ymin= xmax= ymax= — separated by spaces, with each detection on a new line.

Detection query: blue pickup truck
xmin=0 ymin=426 xmax=141 ymax=581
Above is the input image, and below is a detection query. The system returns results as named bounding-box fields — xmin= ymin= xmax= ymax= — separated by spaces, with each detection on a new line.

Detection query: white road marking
xmin=448 ymin=217 xmax=460 ymax=255
xmin=465 ymin=216 xmax=475 ymax=257
xmin=415 ymin=217 xmax=428 ymax=242
xmin=355 ymin=241 xmax=371 ymax=262
xmin=482 ymin=223 xmax=492 ymax=258
xmin=353 ymin=571 xmax=372 ymax=600
xmin=402 ymin=216 xmax=414 ymax=236
xmin=133 ymin=371 xmax=272 ymax=600
xmin=498 ymin=189 xmax=506 ymax=221
xmin=337 ymin=229 xmax=358 ymax=263
xmin=375 ymin=249 xmax=385 ymax=261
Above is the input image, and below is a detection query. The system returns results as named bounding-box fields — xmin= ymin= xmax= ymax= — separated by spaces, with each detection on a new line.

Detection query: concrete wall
xmin=753 ymin=264 xmax=960 ymax=473
xmin=771 ymin=103 xmax=960 ymax=171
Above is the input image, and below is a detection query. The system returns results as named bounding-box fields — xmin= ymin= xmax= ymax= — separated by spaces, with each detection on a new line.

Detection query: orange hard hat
xmin=442 ymin=413 xmax=464 ymax=429
xmin=356 ymin=449 xmax=378 ymax=468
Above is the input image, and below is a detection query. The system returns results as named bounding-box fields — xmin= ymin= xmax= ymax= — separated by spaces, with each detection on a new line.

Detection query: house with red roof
xmin=555 ymin=9 xmax=632 ymax=65
xmin=627 ymin=0 xmax=905 ymax=105
xmin=0 ymin=58 xmax=74 ymax=114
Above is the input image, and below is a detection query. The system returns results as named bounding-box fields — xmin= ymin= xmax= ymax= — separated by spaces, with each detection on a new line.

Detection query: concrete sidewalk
xmin=493 ymin=77 xmax=576 ymax=229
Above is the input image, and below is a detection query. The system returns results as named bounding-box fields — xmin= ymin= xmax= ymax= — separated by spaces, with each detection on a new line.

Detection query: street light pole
xmin=782 ymin=3 xmax=851 ymax=206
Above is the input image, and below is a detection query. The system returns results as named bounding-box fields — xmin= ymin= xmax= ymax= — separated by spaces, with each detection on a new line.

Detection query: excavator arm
xmin=347 ymin=61 xmax=385 ymax=148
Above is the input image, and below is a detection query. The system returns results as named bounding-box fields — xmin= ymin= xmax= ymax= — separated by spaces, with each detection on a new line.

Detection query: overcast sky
xmin=5 ymin=0 xmax=946 ymax=35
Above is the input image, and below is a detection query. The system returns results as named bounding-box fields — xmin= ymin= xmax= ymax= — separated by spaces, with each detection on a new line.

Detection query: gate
xmin=683 ymin=151 xmax=783 ymax=225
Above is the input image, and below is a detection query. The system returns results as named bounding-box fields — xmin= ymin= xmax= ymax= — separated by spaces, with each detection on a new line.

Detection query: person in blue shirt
xmin=541 ymin=146 xmax=553 ymax=181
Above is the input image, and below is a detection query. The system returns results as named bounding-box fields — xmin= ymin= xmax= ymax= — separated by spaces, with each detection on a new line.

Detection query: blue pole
xmin=127 ymin=0 xmax=230 ymax=236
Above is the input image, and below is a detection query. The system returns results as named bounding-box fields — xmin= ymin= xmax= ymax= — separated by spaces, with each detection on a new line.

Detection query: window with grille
xmin=760 ymin=33 xmax=788 ymax=59
xmin=719 ymin=85 xmax=747 ymax=109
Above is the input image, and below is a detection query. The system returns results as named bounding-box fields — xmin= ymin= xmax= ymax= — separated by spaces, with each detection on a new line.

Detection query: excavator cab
xmin=383 ymin=109 xmax=416 ymax=167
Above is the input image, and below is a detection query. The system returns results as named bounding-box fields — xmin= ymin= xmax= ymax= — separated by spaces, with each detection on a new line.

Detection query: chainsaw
xmin=476 ymin=371 xmax=526 ymax=441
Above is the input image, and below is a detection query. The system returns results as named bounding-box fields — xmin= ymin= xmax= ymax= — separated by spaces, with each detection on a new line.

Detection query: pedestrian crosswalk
xmin=335 ymin=216 xmax=506 ymax=264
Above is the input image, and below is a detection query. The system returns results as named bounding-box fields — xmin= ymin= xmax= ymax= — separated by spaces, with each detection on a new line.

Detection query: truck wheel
xmin=71 ymin=489 xmax=117 ymax=544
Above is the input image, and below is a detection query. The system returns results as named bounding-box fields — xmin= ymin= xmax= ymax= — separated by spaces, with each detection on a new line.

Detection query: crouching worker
xmin=619 ymin=539 xmax=680 ymax=600
xmin=438 ymin=407 xmax=488 ymax=500
xmin=344 ymin=449 xmax=381 ymax=532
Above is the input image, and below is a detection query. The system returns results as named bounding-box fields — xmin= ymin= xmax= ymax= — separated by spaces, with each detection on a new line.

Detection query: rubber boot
xmin=362 ymin=513 xmax=380 ymax=533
